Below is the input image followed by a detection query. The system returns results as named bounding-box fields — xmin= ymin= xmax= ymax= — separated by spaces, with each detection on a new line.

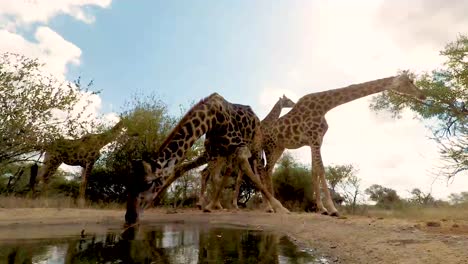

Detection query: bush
xmin=272 ymin=154 xmax=314 ymax=211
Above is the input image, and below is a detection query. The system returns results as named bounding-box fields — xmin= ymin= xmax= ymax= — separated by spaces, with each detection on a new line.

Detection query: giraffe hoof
xmin=320 ymin=211 xmax=329 ymax=216
xmin=275 ymin=207 xmax=290 ymax=214
xmin=203 ymin=208 xmax=212 ymax=213
xmin=266 ymin=208 xmax=274 ymax=213
xmin=330 ymin=212 xmax=340 ymax=217
xmin=196 ymin=204 xmax=203 ymax=210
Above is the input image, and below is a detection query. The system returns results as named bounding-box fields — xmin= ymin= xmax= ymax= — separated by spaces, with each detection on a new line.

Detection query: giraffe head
xmin=279 ymin=94 xmax=295 ymax=108
xmin=389 ymin=72 xmax=426 ymax=100
xmin=125 ymin=158 xmax=176 ymax=225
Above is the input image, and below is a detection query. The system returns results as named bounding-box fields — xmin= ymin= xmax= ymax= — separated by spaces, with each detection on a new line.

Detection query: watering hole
xmin=0 ymin=223 xmax=328 ymax=263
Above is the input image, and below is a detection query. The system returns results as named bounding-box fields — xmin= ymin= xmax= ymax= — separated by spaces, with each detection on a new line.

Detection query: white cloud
xmin=0 ymin=0 xmax=113 ymax=77
xmin=257 ymin=0 xmax=468 ymax=199
xmin=377 ymin=0 xmax=468 ymax=49
xmin=0 ymin=0 xmax=114 ymax=172
xmin=0 ymin=0 xmax=112 ymax=25
xmin=0 ymin=26 xmax=81 ymax=79
xmin=0 ymin=0 xmax=113 ymax=124
xmin=0 ymin=26 xmax=99 ymax=134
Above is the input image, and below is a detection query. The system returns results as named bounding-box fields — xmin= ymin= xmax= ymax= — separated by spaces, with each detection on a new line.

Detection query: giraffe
xmin=261 ymin=95 xmax=296 ymax=126
xmin=260 ymin=73 xmax=426 ymax=216
xmin=195 ymin=95 xmax=295 ymax=211
xmin=125 ymin=93 xmax=289 ymax=226
xmin=34 ymin=120 xmax=125 ymax=205
xmin=231 ymin=94 xmax=295 ymax=209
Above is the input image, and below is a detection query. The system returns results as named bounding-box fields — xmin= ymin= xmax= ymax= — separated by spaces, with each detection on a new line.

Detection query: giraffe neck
xmin=261 ymin=100 xmax=283 ymax=125
xmin=94 ymin=120 xmax=124 ymax=148
xmin=307 ymin=76 xmax=397 ymax=113
xmin=152 ymin=93 xmax=221 ymax=171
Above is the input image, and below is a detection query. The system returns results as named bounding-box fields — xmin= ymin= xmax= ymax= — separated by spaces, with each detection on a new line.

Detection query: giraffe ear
xmin=131 ymin=159 xmax=154 ymax=181
xmin=142 ymin=161 xmax=153 ymax=176
xmin=167 ymin=159 xmax=176 ymax=172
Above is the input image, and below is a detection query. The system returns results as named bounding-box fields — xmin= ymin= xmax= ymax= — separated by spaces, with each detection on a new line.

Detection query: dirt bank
xmin=0 ymin=208 xmax=467 ymax=263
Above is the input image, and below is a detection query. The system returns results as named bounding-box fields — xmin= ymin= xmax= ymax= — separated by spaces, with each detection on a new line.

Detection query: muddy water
xmin=0 ymin=223 xmax=328 ymax=263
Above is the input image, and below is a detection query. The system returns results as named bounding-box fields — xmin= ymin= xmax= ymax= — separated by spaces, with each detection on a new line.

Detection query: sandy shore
xmin=0 ymin=208 xmax=467 ymax=263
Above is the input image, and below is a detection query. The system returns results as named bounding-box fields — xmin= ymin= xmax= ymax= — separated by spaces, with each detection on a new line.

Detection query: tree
xmin=95 ymin=93 xmax=176 ymax=203
xmin=0 ymin=53 xmax=97 ymax=165
xmin=448 ymin=191 xmax=468 ymax=204
xmin=408 ymin=188 xmax=435 ymax=206
xmin=0 ymin=161 xmax=78 ymax=198
xmin=0 ymin=162 xmax=30 ymax=194
xmin=97 ymin=93 xmax=204 ymax=205
xmin=370 ymin=35 xmax=468 ymax=178
xmin=338 ymin=174 xmax=363 ymax=213
xmin=325 ymin=164 xmax=357 ymax=192
xmin=365 ymin=184 xmax=401 ymax=209
xmin=272 ymin=153 xmax=314 ymax=211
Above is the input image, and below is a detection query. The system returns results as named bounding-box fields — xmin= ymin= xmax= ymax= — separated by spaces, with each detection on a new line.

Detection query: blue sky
xmin=1 ymin=0 xmax=468 ymax=199
xmin=52 ymin=1 xmax=309 ymax=116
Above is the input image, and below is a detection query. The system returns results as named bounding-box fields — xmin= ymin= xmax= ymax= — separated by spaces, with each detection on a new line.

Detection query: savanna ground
xmin=1 ymin=199 xmax=468 ymax=264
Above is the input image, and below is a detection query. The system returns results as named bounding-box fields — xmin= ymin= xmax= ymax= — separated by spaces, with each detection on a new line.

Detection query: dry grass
xmin=2 ymin=196 xmax=467 ymax=222
xmin=361 ymin=206 xmax=468 ymax=221
xmin=0 ymin=196 xmax=124 ymax=210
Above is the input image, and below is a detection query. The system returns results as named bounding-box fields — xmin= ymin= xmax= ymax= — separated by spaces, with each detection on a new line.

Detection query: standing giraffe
xmin=261 ymin=95 xmax=296 ymax=126
xmin=194 ymin=95 xmax=295 ymax=210
xmin=260 ymin=73 xmax=426 ymax=216
xmin=125 ymin=93 xmax=289 ymax=226
xmin=230 ymin=94 xmax=295 ymax=209
xmin=34 ymin=120 xmax=125 ymax=205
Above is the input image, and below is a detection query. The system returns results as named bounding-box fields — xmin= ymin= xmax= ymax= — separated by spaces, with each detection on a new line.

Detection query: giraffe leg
xmin=28 ymin=163 xmax=38 ymax=198
xmin=262 ymin=149 xmax=284 ymax=212
xmin=204 ymin=158 xmax=228 ymax=212
xmin=251 ymin=158 xmax=272 ymax=211
xmin=37 ymin=153 xmax=61 ymax=201
xmin=264 ymin=149 xmax=284 ymax=195
xmin=311 ymin=145 xmax=339 ymax=216
xmin=212 ymin=170 xmax=227 ymax=210
xmin=78 ymin=162 xmax=94 ymax=208
xmin=311 ymin=145 xmax=327 ymax=215
xmin=236 ymin=147 xmax=289 ymax=214
xmin=232 ymin=170 xmax=243 ymax=210
xmin=319 ymin=170 xmax=339 ymax=216
xmin=205 ymin=161 xmax=225 ymax=211
xmin=197 ymin=168 xmax=210 ymax=210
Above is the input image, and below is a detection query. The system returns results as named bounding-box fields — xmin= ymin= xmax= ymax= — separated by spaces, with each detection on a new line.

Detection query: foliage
xmin=166 ymin=170 xmax=201 ymax=207
xmin=236 ymin=171 xmax=256 ymax=206
xmin=97 ymin=92 xmax=205 ymax=204
xmin=272 ymin=153 xmax=314 ymax=211
xmin=365 ymin=184 xmax=402 ymax=209
xmin=337 ymin=174 xmax=363 ymax=213
xmin=325 ymin=164 xmax=357 ymax=192
xmin=91 ymin=93 xmax=175 ymax=203
xmin=408 ymin=188 xmax=435 ymax=206
xmin=0 ymin=162 xmax=32 ymax=195
xmin=370 ymin=35 xmax=468 ymax=177
xmin=324 ymin=164 xmax=363 ymax=211
xmin=0 ymin=53 xmax=98 ymax=165
xmin=0 ymin=161 xmax=79 ymax=199
xmin=448 ymin=191 xmax=468 ymax=204
xmin=86 ymin=165 xmax=126 ymax=203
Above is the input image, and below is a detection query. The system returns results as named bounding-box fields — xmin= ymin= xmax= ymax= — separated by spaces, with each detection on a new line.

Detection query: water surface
xmin=0 ymin=223 xmax=328 ymax=263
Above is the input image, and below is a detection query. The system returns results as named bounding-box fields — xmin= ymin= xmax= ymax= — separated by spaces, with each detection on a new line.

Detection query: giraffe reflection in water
xmin=0 ymin=224 xmax=321 ymax=263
